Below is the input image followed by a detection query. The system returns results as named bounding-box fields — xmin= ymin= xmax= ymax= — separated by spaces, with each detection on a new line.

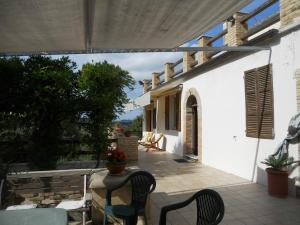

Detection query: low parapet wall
xmin=8 ymin=160 xmax=105 ymax=173
xmin=4 ymin=169 xmax=102 ymax=208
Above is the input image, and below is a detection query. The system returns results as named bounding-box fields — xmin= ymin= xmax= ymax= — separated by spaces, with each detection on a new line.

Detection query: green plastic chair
xmin=103 ymin=170 xmax=156 ymax=225
xmin=159 ymin=189 xmax=225 ymax=225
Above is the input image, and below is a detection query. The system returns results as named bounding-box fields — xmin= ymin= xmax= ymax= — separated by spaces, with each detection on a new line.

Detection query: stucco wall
xmin=145 ymin=28 xmax=300 ymax=185
xmin=155 ymin=95 xmax=183 ymax=155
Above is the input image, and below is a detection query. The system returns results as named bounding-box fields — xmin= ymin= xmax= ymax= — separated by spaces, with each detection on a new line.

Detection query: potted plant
xmin=105 ymin=147 xmax=128 ymax=175
xmin=115 ymin=123 xmax=124 ymax=134
xmin=124 ymin=130 xmax=132 ymax=137
xmin=262 ymin=153 xmax=299 ymax=197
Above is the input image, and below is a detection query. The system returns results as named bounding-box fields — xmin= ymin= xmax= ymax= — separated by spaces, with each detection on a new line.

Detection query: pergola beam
xmin=0 ymin=46 xmax=270 ymax=56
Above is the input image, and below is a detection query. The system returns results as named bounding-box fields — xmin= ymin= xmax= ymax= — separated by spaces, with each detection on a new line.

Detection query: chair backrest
xmin=147 ymin=132 xmax=154 ymax=142
xmin=195 ymin=189 xmax=224 ymax=225
xmin=129 ymin=171 xmax=156 ymax=208
xmin=0 ymin=179 xmax=4 ymax=207
xmin=83 ymin=174 xmax=87 ymax=204
xmin=140 ymin=133 xmax=148 ymax=142
xmin=154 ymin=133 xmax=164 ymax=143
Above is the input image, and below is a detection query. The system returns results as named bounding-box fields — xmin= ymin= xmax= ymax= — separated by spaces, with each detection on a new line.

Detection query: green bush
xmin=0 ymin=57 xmax=134 ymax=172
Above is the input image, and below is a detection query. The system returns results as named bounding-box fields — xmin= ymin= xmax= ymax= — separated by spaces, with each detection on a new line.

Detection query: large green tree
xmin=0 ymin=56 xmax=134 ymax=172
xmin=23 ymin=56 xmax=79 ymax=169
xmin=0 ymin=57 xmax=28 ymax=178
xmin=0 ymin=56 xmax=79 ymax=170
xmin=79 ymin=61 xmax=134 ymax=166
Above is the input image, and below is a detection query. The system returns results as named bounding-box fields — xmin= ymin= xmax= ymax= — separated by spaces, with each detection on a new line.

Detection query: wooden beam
xmin=241 ymin=13 xmax=280 ymax=40
xmin=240 ymin=0 xmax=278 ymax=23
xmin=170 ymin=69 xmax=183 ymax=78
xmin=171 ymin=58 xmax=183 ymax=68
xmin=158 ymin=71 xmax=164 ymax=77
xmin=191 ymin=60 xmax=198 ymax=68
xmin=206 ymin=29 xmax=228 ymax=45
xmin=207 ymin=51 xmax=221 ymax=59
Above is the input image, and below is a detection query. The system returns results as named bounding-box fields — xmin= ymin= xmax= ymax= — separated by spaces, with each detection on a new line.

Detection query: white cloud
xmin=52 ymin=51 xmax=183 ymax=118
xmin=63 ymin=52 xmax=182 ymax=82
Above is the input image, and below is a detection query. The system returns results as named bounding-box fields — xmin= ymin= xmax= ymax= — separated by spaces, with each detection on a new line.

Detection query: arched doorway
xmin=186 ymin=95 xmax=198 ymax=158
xmin=184 ymin=89 xmax=202 ymax=162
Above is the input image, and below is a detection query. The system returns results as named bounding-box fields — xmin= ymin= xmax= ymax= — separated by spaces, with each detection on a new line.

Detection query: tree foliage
xmin=125 ymin=114 xmax=143 ymax=138
xmin=79 ymin=61 xmax=134 ymax=166
xmin=0 ymin=56 xmax=134 ymax=174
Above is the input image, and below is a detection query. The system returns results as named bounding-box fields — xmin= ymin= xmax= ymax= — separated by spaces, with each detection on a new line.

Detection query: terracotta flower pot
xmin=106 ymin=162 xmax=126 ymax=175
xmin=266 ymin=168 xmax=289 ymax=198
xmin=124 ymin=131 xmax=131 ymax=137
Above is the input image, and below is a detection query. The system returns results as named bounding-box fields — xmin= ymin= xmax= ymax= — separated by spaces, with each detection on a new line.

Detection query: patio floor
xmin=137 ymin=147 xmax=300 ymax=225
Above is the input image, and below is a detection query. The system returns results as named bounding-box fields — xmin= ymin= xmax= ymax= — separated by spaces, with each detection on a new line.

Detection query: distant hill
xmin=113 ymin=119 xmax=133 ymax=127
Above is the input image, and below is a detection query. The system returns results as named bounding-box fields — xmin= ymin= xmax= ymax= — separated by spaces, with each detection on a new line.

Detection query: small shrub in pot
xmin=262 ymin=153 xmax=299 ymax=197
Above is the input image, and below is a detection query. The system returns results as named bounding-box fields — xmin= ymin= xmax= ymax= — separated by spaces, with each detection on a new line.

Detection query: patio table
xmin=0 ymin=208 xmax=67 ymax=225
xmin=89 ymin=167 xmax=151 ymax=225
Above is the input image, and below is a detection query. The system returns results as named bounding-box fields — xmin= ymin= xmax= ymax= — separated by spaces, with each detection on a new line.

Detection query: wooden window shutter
xmin=146 ymin=109 xmax=152 ymax=131
xmin=244 ymin=64 xmax=274 ymax=139
xmin=165 ymin=96 xmax=170 ymax=130
xmin=175 ymin=92 xmax=181 ymax=131
xmin=153 ymin=108 xmax=157 ymax=129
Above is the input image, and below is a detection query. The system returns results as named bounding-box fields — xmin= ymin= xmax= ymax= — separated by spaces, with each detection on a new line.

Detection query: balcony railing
xmin=144 ymin=0 xmax=279 ymax=92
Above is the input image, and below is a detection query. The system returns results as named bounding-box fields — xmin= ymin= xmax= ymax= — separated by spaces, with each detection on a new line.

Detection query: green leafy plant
xmin=124 ymin=115 xmax=143 ymax=138
xmin=262 ymin=153 xmax=300 ymax=171
xmin=79 ymin=61 xmax=134 ymax=167
xmin=0 ymin=57 xmax=134 ymax=171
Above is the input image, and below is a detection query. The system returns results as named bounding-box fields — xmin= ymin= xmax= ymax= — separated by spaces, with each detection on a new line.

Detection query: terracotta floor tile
xmin=135 ymin=147 xmax=300 ymax=225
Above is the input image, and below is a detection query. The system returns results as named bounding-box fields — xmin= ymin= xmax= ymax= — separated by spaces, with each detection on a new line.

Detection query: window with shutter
xmin=175 ymin=92 xmax=181 ymax=131
xmin=153 ymin=108 xmax=157 ymax=129
xmin=244 ymin=64 xmax=274 ymax=139
xmin=165 ymin=96 xmax=170 ymax=130
xmin=146 ymin=109 xmax=152 ymax=131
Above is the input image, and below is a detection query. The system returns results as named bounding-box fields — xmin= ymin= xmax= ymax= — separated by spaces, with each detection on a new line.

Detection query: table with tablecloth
xmin=0 ymin=208 xmax=67 ymax=225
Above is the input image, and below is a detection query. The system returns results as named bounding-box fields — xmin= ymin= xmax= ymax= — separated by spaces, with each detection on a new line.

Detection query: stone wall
xmin=117 ymin=136 xmax=138 ymax=162
xmin=224 ymin=12 xmax=248 ymax=46
xmin=183 ymin=52 xmax=196 ymax=73
xmin=8 ymin=160 xmax=104 ymax=173
xmin=3 ymin=170 xmax=95 ymax=208
xmin=198 ymin=35 xmax=212 ymax=65
xmin=280 ymin=0 xmax=300 ymax=26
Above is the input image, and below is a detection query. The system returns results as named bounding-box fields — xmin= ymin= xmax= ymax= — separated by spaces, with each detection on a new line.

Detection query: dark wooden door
xmin=192 ymin=106 xmax=198 ymax=156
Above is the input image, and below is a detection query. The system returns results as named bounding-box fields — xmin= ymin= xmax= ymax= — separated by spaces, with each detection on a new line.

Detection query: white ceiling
xmin=0 ymin=0 xmax=251 ymax=55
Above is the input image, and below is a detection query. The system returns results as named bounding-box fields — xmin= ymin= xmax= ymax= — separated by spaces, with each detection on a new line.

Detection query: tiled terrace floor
xmin=137 ymin=148 xmax=300 ymax=225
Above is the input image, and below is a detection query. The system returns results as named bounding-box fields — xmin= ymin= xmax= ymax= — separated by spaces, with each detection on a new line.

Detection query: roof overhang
xmin=124 ymin=91 xmax=151 ymax=112
xmin=0 ymin=0 xmax=251 ymax=55
xmin=151 ymin=85 xmax=183 ymax=98
xmin=128 ymin=84 xmax=183 ymax=111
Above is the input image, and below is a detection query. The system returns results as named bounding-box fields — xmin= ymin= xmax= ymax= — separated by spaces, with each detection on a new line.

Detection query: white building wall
xmin=155 ymin=95 xmax=183 ymax=155
xmin=152 ymin=28 xmax=300 ymax=185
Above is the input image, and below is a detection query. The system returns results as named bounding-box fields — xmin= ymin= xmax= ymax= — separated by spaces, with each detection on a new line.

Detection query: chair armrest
xmin=105 ymin=176 xmax=132 ymax=205
xmin=159 ymin=195 xmax=195 ymax=225
xmin=0 ymin=179 xmax=4 ymax=207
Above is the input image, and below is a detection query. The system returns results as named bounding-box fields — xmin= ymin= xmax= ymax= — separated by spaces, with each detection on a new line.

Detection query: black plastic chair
xmin=159 ymin=189 xmax=224 ymax=225
xmin=103 ymin=170 xmax=156 ymax=225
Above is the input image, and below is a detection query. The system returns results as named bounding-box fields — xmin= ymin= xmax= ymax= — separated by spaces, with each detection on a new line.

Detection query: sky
xmin=53 ymin=0 xmax=279 ymax=121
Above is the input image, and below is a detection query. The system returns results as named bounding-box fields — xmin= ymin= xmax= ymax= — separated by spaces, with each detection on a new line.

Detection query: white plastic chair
xmin=56 ymin=174 xmax=88 ymax=225
xmin=3 ymin=179 xmax=38 ymax=211
xmin=6 ymin=204 xmax=38 ymax=210
xmin=0 ymin=179 xmax=4 ymax=207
